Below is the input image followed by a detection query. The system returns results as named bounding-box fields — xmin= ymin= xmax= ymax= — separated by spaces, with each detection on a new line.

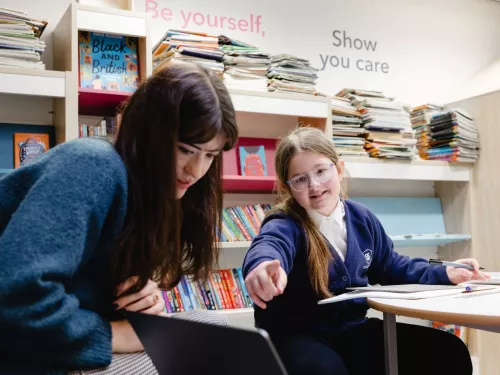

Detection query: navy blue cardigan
xmin=0 ymin=138 xmax=128 ymax=374
xmin=242 ymin=200 xmax=451 ymax=337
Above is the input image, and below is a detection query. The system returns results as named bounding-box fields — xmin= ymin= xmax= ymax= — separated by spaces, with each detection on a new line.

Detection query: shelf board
xmin=0 ymin=168 xmax=13 ymax=175
xmin=78 ymin=88 xmax=132 ymax=116
xmin=77 ymin=4 xmax=148 ymax=37
xmin=219 ymin=241 xmax=252 ymax=249
xmin=0 ymin=68 xmax=65 ymax=98
xmin=223 ymin=175 xmax=276 ymax=193
xmin=212 ymin=307 xmax=254 ymax=316
xmin=343 ymin=157 xmax=471 ymax=182
xmin=229 ymin=89 xmax=329 ymax=119
xmin=391 ymin=234 xmax=472 ymax=247
xmin=222 ymin=157 xmax=471 ymax=192
xmin=167 ymin=307 xmax=253 ymax=317
xmin=218 ymin=234 xmax=471 ymax=249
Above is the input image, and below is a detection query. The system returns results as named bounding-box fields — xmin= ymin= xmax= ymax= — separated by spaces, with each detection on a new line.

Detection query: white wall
xmin=136 ymin=0 xmax=500 ymax=105
xmin=2 ymin=0 xmax=500 ymax=124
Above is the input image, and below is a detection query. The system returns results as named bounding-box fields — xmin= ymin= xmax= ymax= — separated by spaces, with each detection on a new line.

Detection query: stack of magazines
xmin=0 ymin=8 xmax=47 ymax=69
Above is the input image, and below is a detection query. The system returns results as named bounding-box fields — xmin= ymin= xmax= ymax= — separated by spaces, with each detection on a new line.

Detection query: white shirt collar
xmin=307 ymin=198 xmax=345 ymax=229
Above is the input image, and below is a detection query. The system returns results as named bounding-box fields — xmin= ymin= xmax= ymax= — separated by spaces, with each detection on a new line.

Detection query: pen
xmin=429 ymin=259 xmax=485 ymax=271
xmin=454 ymin=288 xmax=500 ymax=298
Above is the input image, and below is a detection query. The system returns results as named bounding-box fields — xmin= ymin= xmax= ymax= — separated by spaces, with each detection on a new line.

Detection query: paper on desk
xmin=317 ymin=287 xmax=493 ymax=305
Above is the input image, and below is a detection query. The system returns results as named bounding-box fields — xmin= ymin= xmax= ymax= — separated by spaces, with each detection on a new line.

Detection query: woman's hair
xmin=112 ymin=62 xmax=238 ymax=292
xmin=272 ymin=127 xmax=349 ymax=298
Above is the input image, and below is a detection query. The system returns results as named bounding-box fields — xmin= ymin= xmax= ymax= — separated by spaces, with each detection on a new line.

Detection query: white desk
xmin=368 ymin=292 xmax=500 ymax=375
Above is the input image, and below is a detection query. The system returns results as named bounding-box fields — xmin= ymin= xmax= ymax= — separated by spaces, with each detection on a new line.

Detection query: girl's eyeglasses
xmin=287 ymin=163 xmax=335 ymax=192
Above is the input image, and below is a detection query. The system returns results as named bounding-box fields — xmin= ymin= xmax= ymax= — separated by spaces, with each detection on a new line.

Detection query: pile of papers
xmin=0 ymin=8 xmax=47 ymax=70
xmin=418 ymin=108 xmax=480 ymax=163
xmin=336 ymin=88 xmax=417 ymax=160
xmin=330 ymin=96 xmax=367 ymax=157
xmin=318 ymin=284 xmax=498 ymax=305
xmin=267 ymin=54 xmax=319 ymax=95
xmin=153 ymin=29 xmax=319 ymax=95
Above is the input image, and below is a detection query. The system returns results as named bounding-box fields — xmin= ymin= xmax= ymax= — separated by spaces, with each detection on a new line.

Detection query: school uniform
xmin=242 ymin=199 xmax=472 ymax=375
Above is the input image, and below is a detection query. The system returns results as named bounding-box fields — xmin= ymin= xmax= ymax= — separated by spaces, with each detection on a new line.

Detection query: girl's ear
xmin=336 ymin=159 xmax=345 ymax=180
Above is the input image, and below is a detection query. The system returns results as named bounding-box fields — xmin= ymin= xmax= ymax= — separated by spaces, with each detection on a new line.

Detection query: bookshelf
xmin=228 ymin=90 xmax=332 ymax=140
xmin=53 ymin=0 xmax=152 ymax=141
xmin=217 ymin=92 xmax=474 ymax=330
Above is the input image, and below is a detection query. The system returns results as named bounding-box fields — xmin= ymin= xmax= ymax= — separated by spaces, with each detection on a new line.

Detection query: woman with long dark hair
xmin=0 ymin=61 xmax=238 ymax=374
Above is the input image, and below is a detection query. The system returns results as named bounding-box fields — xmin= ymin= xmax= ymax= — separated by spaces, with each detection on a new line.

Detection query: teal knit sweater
xmin=0 ymin=138 xmax=128 ymax=374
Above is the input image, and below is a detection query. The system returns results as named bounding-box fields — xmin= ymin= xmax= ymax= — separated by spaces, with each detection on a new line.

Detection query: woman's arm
xmin=0 ymin=140 xmax=128 ymax=369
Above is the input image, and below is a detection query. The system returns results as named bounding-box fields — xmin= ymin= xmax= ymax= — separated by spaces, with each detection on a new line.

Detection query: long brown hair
xmin=272 ymin=127 xmax=348 ymax=298
xmin=112 ymin=62 xmax=238 ymax=292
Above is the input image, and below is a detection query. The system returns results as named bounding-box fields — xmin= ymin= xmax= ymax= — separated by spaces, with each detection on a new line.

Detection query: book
xmin=13 ymin=132 xmax=49 ymax=168
xmin=318 ymin=285 xmax=495 ymax=305
xmin=78 ymin=31 xmax=140 ymax=92
xmin=239 ymin=145 xmax=267 ymax=176
xmin=346 ymin=284 xmax=464 ymax=293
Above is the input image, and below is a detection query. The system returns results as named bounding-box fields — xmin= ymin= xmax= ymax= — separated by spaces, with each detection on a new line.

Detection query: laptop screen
xmin=124 ymin=311 xmax=288 ymax=375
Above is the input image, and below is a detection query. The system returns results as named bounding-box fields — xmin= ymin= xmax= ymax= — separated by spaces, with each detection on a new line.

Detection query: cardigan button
xmin=342 ymin=276 xmax=348 ymax=282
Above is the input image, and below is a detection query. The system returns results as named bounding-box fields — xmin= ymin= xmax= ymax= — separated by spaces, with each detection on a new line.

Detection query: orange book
xmin=13 ymin=133 xmax=50 ymax=169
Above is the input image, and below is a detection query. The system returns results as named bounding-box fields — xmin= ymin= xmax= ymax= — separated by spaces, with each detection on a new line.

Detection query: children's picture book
xmin=13 ymin=133 xmax=50 ymax=168
xmin=78 ymin=31 xmax=140 ymax=92
xmin=239 ymin=145 xmax=267 ymax=176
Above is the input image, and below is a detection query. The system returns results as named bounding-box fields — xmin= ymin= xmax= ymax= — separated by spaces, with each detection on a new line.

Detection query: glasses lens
xmin=291 ymin=176 xmax=308 ymax=191
xmin=315 ymin=165 xmax=334 ymax=182
xmin=290 ymin=164 xmax=334 ymax=192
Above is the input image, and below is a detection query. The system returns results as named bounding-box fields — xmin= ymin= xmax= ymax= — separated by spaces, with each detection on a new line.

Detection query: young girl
xmin=242 ymin=127 xmax=487 ymax=375
xmin=0 ymin=62 xmax=238 ymax=374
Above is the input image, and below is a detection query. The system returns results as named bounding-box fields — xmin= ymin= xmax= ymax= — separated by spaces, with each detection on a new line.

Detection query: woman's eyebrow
xmin=190 ymin=144 xmax=222 ymax=152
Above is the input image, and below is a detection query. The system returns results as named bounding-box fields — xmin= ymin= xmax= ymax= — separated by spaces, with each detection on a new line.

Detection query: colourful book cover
xmin=79 ymin=31 xmax=140 ymax=92
xmin=13 ymin=133 xmax=50 ymax=169
xmin=239 ymin=145 xmax=267 ymax=176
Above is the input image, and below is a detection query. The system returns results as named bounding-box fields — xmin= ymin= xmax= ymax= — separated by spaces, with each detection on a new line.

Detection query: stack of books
xmin=267 ymin=54 xmax=319 ymax=95
xmin=410 ymin=104 xmax=445 ymax=159
xmin=152 ymin=29 xmax=319 ymax=95
xmin=220 ymin=35 xmax=270 ymax=92
xmin=153 ymin=29 xmax=224 ymax=75
xmin=336 ymin=88 xmax=416 ymax=160
xmin=330 ymin=96 xmax=367 ymax=157
xmin=419 ymin=108 xmax=480 ymax=162
xmin=0 ymin=8 xmax=47 ymax=70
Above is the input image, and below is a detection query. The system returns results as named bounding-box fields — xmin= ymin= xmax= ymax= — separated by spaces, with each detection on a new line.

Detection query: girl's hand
xmin=245 ymin=259 xmax=287 ymax=309
xmin=446 ymin=258 xmax=490 ymax=284
xmin=114 ymin=277 xmax=164 ymax=315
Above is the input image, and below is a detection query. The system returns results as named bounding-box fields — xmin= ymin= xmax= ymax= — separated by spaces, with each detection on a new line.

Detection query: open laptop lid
xmin=123 ymin=311 xmax=288 ymax=375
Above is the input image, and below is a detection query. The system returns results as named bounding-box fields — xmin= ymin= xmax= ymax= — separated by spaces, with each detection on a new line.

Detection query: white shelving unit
xmin=53 ymin=1 xmax=152 ymax=142
xmin=228 ymin=89 xmax=332 ymax=140
xmin=230 ymin=89 xmax=330 ymax=119
xmin=77 ymin=5 xmax=148 ymax=37
xmin=216 ymin=93 xmax=474 ymax=330
xmin=344 ymin=157 xmax=471 ymax=182
xmin=0 ymin=68 xmax=67 ymax=98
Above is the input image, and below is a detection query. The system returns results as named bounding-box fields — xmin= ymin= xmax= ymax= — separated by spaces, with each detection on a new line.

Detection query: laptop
xmin=124 ymin=311 xmax=288 ymax=375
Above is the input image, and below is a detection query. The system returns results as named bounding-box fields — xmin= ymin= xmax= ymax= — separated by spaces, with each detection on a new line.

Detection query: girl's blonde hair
xmin=271 ymin=127 xmax=349 ymax=298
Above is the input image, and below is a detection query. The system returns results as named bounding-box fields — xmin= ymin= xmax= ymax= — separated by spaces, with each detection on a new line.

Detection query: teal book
xmin=79 ymin=31 xmax=140 ymax=92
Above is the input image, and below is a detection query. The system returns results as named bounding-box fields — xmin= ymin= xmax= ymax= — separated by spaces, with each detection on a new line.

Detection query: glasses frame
xmin=286 ymin=162 xmax=336 ymax=192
